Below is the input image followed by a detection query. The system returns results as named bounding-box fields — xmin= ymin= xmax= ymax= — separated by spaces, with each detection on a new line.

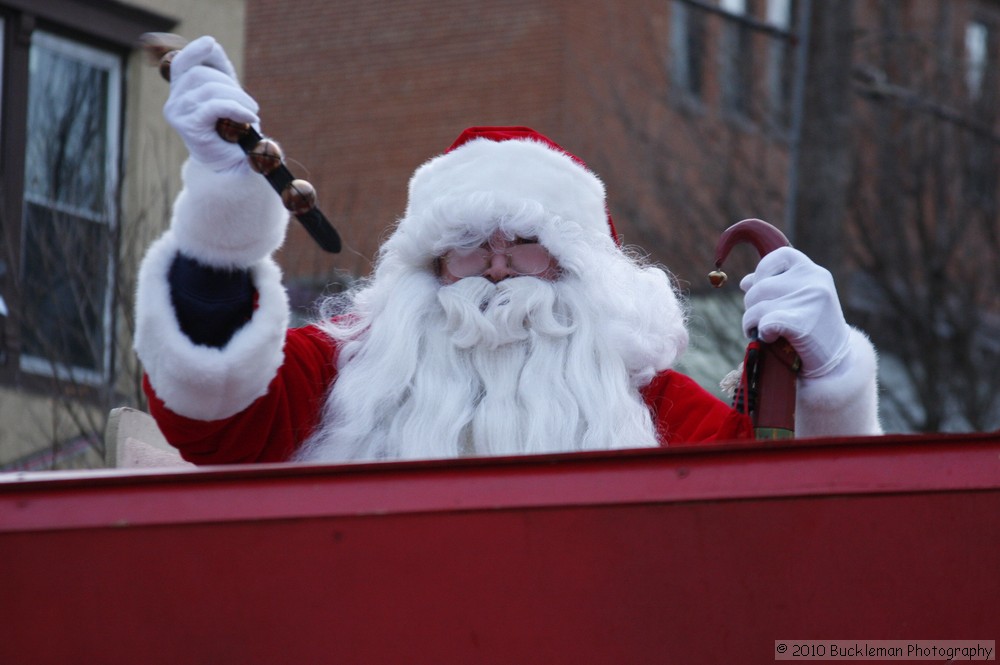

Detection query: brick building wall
xmin=246 ymin=0 xmax=575 ymax=287
xmin=245 ymin=0 xmax=1000 ymax=271
xmin=244 ymin=0 xmax=802 ymax=296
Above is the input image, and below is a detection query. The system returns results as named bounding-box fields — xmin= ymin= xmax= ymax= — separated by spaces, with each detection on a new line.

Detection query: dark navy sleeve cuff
xmin=168 ymin=253 xmax=255 ymax=348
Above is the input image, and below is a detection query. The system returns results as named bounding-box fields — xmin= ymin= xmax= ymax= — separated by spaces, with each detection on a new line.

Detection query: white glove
xmin=163 ymin=36 xmax=259 ymax=173
xmin=740 ymin=247 xmax=851 ymax=378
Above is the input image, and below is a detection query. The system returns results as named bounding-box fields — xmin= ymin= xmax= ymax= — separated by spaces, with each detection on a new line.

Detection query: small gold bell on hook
xmin=708 ymin=270 xmax=728 ymax=288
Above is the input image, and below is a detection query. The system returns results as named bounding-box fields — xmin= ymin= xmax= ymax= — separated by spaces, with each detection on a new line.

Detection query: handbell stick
xmin=710 ymin=218 xmax=800 ymax=439
xmin=140 ymin=33 xmax=341 ymax=254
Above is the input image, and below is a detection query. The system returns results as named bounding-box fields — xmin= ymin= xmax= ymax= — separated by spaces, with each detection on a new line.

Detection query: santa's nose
xmin=483 ymin=252 xmax=516 ymax=283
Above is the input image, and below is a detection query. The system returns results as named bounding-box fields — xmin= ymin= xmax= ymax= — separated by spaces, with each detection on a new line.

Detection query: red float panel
xmin=1 ymin=432 xmax=998 ymax=664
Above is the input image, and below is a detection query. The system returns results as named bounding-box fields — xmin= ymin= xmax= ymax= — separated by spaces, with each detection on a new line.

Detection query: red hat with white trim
xmin=401 ymin=126 xmax=620 ymax=251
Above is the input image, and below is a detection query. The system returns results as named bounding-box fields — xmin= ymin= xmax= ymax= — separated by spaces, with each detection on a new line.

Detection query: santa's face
xmin=436 ymin=231 xmax=561 ymax=284
xmin=296 ymin=135 xmax=691 ymax=463
xmin=301 ymin=210 xmax=689 ymax=462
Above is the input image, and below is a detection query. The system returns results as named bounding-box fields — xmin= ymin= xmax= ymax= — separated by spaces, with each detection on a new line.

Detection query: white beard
xmin=296 ymin=260 xmax=688 ymax=463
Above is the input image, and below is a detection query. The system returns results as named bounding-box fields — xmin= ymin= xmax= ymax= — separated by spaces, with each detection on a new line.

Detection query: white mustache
xmin=437 ymin=276 xmax=575 ymax=349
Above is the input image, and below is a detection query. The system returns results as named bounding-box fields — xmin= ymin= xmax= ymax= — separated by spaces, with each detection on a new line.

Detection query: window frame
xmin=670 ymin=0 xmax=708 ymax=104
xmin=765 ymin=0 xmax=798 ymax=132
xmin=18 ymin=30 xmax=123 ymax=384
xmin=719 ymin=0 xmax=755 ymax=121
xmin=0 ymin=0 xmax=174 ymax=397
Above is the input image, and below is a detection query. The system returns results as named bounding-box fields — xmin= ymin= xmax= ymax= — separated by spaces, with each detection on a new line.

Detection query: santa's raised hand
xmin=159 ymin=36 xmax=288 ymax=268
xmin=163 ymin=36 xmax=259 ymax=174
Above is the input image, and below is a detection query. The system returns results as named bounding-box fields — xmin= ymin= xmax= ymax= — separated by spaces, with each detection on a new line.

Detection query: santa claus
xmin=134 ymin=37 xmax=881 ymax=465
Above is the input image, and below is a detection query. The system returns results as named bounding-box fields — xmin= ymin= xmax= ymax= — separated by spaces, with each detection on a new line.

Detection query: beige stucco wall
xmin=0 ymin=0 xmax=246 ymax=470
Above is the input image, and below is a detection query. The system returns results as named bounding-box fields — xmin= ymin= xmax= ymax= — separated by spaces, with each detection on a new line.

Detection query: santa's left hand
xmin=740 ymin=246 xmax=851 ymax=378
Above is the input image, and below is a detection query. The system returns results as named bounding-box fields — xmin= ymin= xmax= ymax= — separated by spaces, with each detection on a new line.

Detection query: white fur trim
xmin=134 ymin=231 xmax=290 ymax=421
xmin=796 ymin=327 xmax=883 ymax=437
xmin=403 ymin=137 xmax=611 ymax=240
xmin=171 ymin=159 xmax=290 ymax=268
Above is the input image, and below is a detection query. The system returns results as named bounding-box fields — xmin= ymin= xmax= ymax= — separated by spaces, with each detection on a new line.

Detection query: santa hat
xmin=398 ymin=127 xmax=619 ymax=255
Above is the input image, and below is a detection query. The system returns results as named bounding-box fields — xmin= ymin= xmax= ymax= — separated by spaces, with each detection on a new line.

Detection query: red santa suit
xmin=135 ymin=124 xmax=880 ymax=465
xmin=143 ymin=324 xmax=751 ymax=465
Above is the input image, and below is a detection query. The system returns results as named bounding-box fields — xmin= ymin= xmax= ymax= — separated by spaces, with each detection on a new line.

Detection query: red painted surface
xmin=1 ymin=432 xmax=998 ymax=664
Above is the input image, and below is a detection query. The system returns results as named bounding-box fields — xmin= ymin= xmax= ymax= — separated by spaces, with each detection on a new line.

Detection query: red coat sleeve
xmin=641 ymin=370 xmax=753 ymax=445
xmin=145 ymin=325 xmax=337 ymax=464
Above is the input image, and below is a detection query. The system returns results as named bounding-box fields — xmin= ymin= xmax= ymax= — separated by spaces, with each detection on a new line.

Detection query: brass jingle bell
xmin=281 ymin=179 xmax=317 ymax=215
xmin=708 ymin=270 xmax=728 ymax=288
xmin=215 ymin=118 xmax=251 ymax=143
xmin=142 ymin=32 xmax=188 ymax=81
xmin=158 ymin=50 xmax=177 ymax=82
xmin=248 ymin=139 xmax=284 ymax=175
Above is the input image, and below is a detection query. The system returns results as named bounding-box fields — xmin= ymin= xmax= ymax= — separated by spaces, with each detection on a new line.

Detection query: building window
xmin=0 ymin=1 xmax=174 ymax=395
xmin=671 ymin=0 xmax=707 ymax=100
xmin=966 ymin=20 xmax=988 ymax=100
xmin=0 ymin=16 xmax=5 ymax=138
xmin=19 ymin=32 xmax=121 ymax=382
xmin=0 ymin=16 xmax=6 ymax=367
xmin=766 ymin=0 xmax=798 ymax=129
xmin=720 ymin=0 xmax=754 ymax=118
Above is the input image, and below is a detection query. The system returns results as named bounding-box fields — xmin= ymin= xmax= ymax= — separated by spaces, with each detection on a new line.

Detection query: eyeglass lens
xmin=443 ymin=243 xmax=552 ymax=278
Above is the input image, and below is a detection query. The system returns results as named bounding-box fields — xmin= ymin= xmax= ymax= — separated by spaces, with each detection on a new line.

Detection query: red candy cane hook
xmin=710 ymin=219 xmax=800 ymax=439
